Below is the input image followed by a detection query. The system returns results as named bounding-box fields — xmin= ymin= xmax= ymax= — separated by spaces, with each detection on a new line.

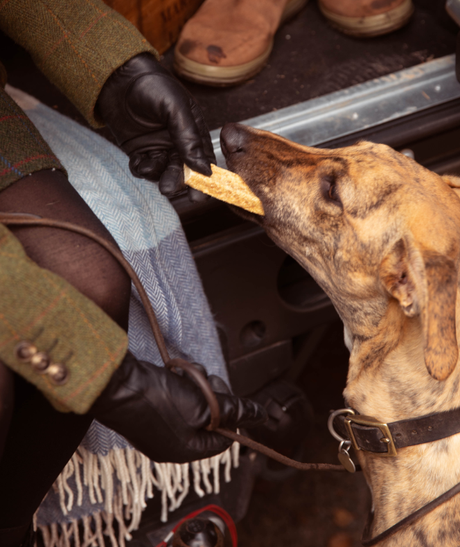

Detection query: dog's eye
xmin=328 ymin=182 xmax=338 ymax=201
xmin=322 ymin=175 xmax=341 ymax=204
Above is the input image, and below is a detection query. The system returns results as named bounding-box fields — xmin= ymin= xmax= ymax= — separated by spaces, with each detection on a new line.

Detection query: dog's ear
xmin=443 ymin=175 xmax=460 ymax=189
xmin=379 ymin=238 xmax=458 ymax=381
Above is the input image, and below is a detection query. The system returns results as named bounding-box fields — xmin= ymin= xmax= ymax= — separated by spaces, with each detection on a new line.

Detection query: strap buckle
xmin=344 ymin=414 xmax=397 ymax=457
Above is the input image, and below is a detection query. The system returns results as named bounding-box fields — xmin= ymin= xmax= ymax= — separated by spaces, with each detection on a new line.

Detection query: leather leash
xmin=0 ymin=213 xmax=345 ymax=473
xmin=361 ymin=481 xmax=460 ymax=546
xmin=5 ymin=213 xmax=460 ymax=545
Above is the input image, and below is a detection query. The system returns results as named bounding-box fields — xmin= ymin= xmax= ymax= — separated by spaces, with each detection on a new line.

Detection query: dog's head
xmin=221 ymin=123 xmax=460 ymax=382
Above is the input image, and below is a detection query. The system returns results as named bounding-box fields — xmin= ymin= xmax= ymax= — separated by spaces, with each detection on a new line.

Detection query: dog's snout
xmin=220 ymin=123 xmax=249 ymax=157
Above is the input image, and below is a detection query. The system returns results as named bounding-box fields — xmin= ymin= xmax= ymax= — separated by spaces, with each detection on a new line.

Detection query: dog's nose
xmin=220 ymin=123 xmax=249 ymax=157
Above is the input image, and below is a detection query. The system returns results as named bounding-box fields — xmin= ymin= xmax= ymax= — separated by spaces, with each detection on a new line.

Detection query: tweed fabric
xmin=0 ymin=221 xmax=128 ymax=414
xmin=0 ymin=88 xmax=64 ymax=189
xmin=0 ymin=0 xmax=156 ymax=127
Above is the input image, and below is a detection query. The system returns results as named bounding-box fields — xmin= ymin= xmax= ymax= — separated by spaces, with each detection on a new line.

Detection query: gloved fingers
xmin=159 ymin=150 xmax=186 ymax=196
xmin=162 ymin=141 xmax=209 ymax=202
xmin=191 ymin=362 xmax=208 ymax=378
xmin=165 ymin=96 xmax=212 ymax=177
xmin=185 ymin=98 xmax=214 ymax=203
xmin=207 ymin=374 xmax=232 ymax=395
xmin=216 ymin=393 xmax=268 ymax=430
xmin=187 ymin=186 xmax=210 ymax=204
xmin=189 ymin=98 xmax=217 ymax=166
xmin=129 ymin=150 xmax=169 ymax=181
xmin=186 ymin=429 xmax=233 ymax=458
xmin=180 ymin=362 xmax=209 ymax=382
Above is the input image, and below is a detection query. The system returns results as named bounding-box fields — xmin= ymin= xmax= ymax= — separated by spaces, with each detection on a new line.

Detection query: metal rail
xmin=211 ymin=54 xmax=460 ymax=165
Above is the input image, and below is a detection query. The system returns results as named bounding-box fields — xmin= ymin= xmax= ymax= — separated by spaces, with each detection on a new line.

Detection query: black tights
xmin=0 ymin=170 xmax=132 ymax=545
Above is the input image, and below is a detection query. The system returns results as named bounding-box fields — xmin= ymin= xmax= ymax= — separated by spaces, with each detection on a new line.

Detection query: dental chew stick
xmin=184 ymin=164 xmax=264 ymax=215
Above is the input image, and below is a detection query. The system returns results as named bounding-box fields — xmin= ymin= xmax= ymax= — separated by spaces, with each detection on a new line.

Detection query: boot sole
xmin=318 ymin=0 xmax=414 ymax=38
xmin=173 ymin=0 xmax=309 ymax=86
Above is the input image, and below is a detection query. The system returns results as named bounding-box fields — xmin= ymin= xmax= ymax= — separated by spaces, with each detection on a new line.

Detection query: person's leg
xmin=0 ymin=378 xmax=94 ymax=547
xmin=0 ymin=169 xmax=132 ymax=546
xmin=0 ymin=169 xmax=131 ymax=329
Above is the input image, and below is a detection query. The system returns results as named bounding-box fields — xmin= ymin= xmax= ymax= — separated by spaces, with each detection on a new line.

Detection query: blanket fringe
xmin=36 ymin=442 xmax=240 ymax=547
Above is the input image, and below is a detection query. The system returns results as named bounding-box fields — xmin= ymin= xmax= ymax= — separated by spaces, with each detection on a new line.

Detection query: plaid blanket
xmin=6 ymin=86 xmax=236 ymax=547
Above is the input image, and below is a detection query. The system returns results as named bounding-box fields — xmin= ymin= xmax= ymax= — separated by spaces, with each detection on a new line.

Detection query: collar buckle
xmin=344 ymin=414 xmax=397 ymax=457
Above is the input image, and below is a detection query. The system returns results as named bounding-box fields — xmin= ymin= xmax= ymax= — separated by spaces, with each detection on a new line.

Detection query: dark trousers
xmin=0 ymin=366 xmax=92 ymax=546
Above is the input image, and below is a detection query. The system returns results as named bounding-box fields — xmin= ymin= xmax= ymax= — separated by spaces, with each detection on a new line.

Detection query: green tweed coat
xmin=0 ymin=0 xmax=157 ymax=413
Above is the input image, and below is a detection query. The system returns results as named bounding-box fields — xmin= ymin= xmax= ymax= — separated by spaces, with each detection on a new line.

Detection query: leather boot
xmin=318 ymin=0 xmax=414 ymax=37
xmin=174 ymin=0 xmax=308 ymax=86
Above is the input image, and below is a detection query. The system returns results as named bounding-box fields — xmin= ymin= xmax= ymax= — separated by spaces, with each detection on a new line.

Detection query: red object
xmin=155 ymin=504 xmax=238 ymax=547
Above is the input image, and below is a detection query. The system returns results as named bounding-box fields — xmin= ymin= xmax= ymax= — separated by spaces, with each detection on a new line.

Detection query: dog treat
xmin=184 ymin=164 xmax=264 ymax=215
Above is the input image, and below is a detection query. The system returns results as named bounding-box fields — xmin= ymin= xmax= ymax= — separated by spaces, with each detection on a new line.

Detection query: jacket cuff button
xmin=30 ymin=352 xmax=50 ymax=373
xmin=47 ymin=363 xmax=69 ymax=385
xmin=15 ymin=341 xmax=38 ymax=362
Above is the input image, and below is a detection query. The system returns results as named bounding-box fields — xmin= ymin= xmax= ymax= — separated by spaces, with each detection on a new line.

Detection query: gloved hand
xmin=90 ymin=352 xmax=267 ymax=463
xmin=96 ymin=53 xmax=215 ymax=201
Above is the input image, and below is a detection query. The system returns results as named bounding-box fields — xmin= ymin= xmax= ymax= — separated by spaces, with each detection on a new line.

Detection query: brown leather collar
xmin=334 ymin=406 xmax=460 ymax=456
xmin=332 ymin=407 xmax=460 ymax=545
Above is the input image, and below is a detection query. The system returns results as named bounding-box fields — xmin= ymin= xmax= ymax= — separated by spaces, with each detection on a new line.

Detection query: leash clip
xmin=327 ymin=408 xmax=356 ymax=441
xmin=328 ymin=408 xmax=357 ymax=472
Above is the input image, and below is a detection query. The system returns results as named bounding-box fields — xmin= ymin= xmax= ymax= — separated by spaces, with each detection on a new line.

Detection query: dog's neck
xmin=342 ymin=296 xmax=460 ymax=545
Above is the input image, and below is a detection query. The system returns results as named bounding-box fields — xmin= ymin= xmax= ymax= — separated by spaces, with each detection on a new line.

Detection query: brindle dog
xmin=221 ymin=122 xmax=460 ymax=545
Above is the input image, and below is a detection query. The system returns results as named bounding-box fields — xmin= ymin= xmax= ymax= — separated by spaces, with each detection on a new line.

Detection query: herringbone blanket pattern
xmin=6 ymin=86 xmax=233 ymax=546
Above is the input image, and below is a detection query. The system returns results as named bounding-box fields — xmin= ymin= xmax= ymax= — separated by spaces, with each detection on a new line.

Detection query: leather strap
xmin=361 ymin=480 xmax=460 ymax=546
xmin=0 ymin=213 xmax=348 ymax=473
xmin=330 ymin=408 xmax=460 ymax=544
xmin=334 ymin=406 xmax=460 ymax=453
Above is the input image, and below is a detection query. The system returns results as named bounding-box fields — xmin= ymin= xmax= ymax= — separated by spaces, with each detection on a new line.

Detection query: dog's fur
xmin=221 ymin=122 xmax=460 ymax=545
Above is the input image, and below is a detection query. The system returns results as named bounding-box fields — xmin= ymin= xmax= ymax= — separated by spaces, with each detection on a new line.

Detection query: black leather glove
xmin=90 ymin=352 xmax=267 ymax=463
xmin=97 ymin=53 xmax=215 ymax=201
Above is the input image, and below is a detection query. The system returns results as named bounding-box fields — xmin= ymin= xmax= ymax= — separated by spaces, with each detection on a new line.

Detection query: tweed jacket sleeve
xmin=0 ymin=0 xmax=159 ymax=411
xmin=0 ymin=0 xmax=157 ymax=127
xmin=0 ymin=88 xmax=131 ymax=414
xmin=0 ymin=86 xmax=66 ymax=191
xmin=0 ymin=223 xmax=129 ymax=414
